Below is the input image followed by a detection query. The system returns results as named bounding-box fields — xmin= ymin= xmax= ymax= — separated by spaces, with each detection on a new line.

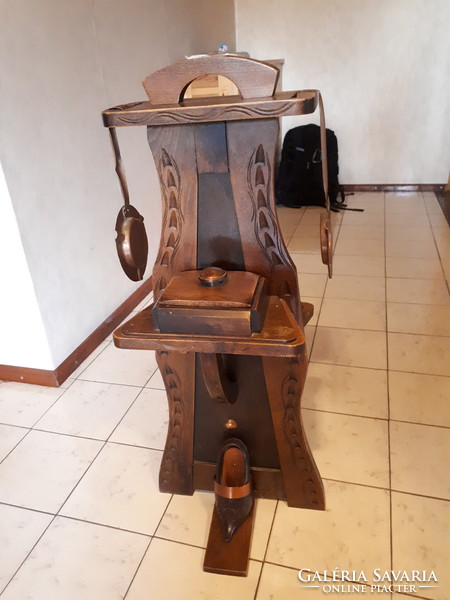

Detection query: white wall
xmin=235 ymin=0 xmax=450 ymax=184
xmin=0 ymin=0 xmax=235 ymax=369
xmin=0 ymin=164 xmax=53 ymax=369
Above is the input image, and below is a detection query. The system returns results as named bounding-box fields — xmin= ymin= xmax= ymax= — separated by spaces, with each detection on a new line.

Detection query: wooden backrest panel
xmin=142 ymin=56 xmax=279 ymax=104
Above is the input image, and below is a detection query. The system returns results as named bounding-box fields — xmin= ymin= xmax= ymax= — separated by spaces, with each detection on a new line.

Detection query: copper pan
xmin=109 ymin=127 xmax=148 ymax=281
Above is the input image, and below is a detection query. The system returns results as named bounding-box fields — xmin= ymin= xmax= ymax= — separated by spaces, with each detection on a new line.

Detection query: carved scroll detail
xmin=248 ymin=145 xmax=285 ymax=268
xmin=107 ymin=102 xmax=296 ymax=127
xmin=156 ymin=350 xmax=189 ymax=494
xmin=280 ymin=356 xmax=321 ymax=508
xmin=153 ymin=149 xmax=183 ymax=298
xmin=247 ymin=144 xmax=299 ymax=317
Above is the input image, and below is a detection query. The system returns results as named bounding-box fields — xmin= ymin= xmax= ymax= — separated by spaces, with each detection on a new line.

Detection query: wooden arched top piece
xmin=142 ymin=55 xmax=279 ymax=104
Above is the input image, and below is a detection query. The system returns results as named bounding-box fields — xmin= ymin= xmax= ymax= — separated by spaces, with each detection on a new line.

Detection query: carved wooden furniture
xmin=103 ymin=55 xmax=332 ymax=576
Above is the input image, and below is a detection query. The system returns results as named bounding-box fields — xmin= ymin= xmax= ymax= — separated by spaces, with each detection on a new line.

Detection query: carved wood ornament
xmin=104 ymin=55 xmax=332 ymax=576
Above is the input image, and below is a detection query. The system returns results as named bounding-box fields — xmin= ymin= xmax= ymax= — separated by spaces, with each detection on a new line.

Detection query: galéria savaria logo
xmin=297 ymin=569 xmax=439 ymax=594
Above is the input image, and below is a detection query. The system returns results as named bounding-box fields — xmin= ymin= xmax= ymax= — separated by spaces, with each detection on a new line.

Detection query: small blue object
xmin=217 ymin=44 xmax=228 ymax=54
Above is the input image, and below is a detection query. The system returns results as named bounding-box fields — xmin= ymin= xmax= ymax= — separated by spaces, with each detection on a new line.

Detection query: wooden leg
xmin=262 ymin=354 xmax=325 ymax=510
xmin=156 ymin=350 xmax=195 ymax=495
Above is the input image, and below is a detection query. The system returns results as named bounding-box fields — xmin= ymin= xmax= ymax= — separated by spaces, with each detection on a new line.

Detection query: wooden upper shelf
xmin=113 ymin=297 xmax=306 ymax=357
xmin=102 ymin=90 xmax=318 ymax=128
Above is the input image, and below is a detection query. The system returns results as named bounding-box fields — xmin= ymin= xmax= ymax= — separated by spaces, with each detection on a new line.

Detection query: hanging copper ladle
xmin=109 ymin=127 xmax=148 ymax=281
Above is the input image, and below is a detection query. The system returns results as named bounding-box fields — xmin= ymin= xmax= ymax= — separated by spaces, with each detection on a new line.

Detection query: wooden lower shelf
xmin=114 ymin=296 xmax=305 ymax=357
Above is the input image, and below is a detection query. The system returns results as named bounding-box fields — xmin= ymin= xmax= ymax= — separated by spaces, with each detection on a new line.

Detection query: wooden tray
xmin=114 ymin=297 xmax=305 ymax=357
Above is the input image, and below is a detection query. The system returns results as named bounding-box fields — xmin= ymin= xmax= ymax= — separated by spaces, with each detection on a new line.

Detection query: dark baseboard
xmin=0 ymin=277 xmax=153 ymax=388
xmin=342 ymin=184 xmax=445 ymax=192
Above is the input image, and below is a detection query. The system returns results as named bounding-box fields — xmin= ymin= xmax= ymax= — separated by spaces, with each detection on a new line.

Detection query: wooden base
xmin=203 ymin=502 xmax=255 ymax=577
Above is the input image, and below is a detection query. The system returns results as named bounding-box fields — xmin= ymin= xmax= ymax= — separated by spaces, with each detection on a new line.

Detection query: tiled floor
xmin=0 ymin=192 xmax=449 ymax=599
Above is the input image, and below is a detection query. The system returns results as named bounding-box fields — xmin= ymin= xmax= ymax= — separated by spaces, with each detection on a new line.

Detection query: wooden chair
xmin=103 ymin=55 xmax=332 ymax=575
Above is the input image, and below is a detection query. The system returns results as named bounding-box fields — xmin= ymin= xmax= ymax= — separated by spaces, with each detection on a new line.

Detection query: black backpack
xmin=276 ymin=124 xmax=355 ymax=211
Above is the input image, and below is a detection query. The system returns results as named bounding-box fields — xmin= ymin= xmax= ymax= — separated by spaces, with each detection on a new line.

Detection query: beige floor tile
xmin=301 ymin=296 xmax=321 ymax=326
xmin=312 ymin=327 xmax=387 ymax=370
xmin=0 ymin=382 xmax=64 ymax=428
xmin=288 ymin=236 xmax=321 ymax=253
xmin=300 ymin=207 xmax=333 ymax=224
xmin=0 ymin=425 xmax=29 ymax=461
xmin=305 ymin=324 xmax=317 ymax=352
xmin=387 ymin=303 xmax=450 ymax=337
xmin=386 ymin=278 xmax=450 ymax=305
xmin=303 ymin=363 xmax=388 ymax=419
xmin=335 ymin=238 xmax=385 ymax=257
xmin=385 ymin=191 xmax=423 ymax=203
xmin=109 ymin=388 xmax=168 ymax=449
xmin=70 ymin=341 xmax=110 ymax=378
xmin=385 ymin=213 xmax=431 ymax=227
xmin=325 ymin=274 xmax=386 ymax=301
xmin=291 ymin=252 xmax=329 ymax=275
xmin=266 ymin=480 xmax=391 ymax=573
xmin=319 ymin=298 xmax=386 ymax=331
xmin=432 ymin=226 xmax=450 ymax=242
xmin=300 ymin=208 xmax=341 ymax=228
xmin=333 ymin=255 xmax=385 ymax=277
xmin=435 ymin=238 xmax=450 ymax=261
xmin=429 ymin=212 xmax=449 ymax=227
xmin=342 ymin=211 xmax=385 ymax=226
xmin=388 ymin=332 xmax=450 ymax=376
xmin=390 ymin=421 xmax=450 ymax=499
xmin=290 ymin=222 xmax=321 ymax=238
xmin=257 ymin=562 xmax=392 ymax=598
xmin=338 ymin=225 xmax=385 ymax=240
xmin=385 ymin=198 xmax=427 ymax=215
xmin=303 ymin=409 xmax=389 ymax=487
xmin=279 ymin=225 xmax=297 ymax=242
xmin=79 ymin=344 xmax=158 ymax=387
xmin=0 ymin=430 xmax=101 ymax=513
xmin=392 ymin=492 xmax=450 ymax=600
xmin=60 ymin=443 xmax=169 ymax=535
xmin=277 ymin=206 xmax=305 ymax=221
xmin=256 ymin=563 xmax=305 ymax=600
xmin=442 ymin=258 xmax=450 ymax=282
xmin=58 ymin=377 xmax=76 ymax=389
xmin=0 ymin=517 xmax=149 ymax=600
xmin=389 ymin=371 xmax=450 ymax=427
xmin=298 ymin=273 xmax=328 ymax=297
xmin=145 ymin=367 xmax=165 ymax=390
xmin=126 ymin=538 xmax=262 ymax=600
xmin=386 ymin=225 xmax=434 ymax=241
xmin=386 ymin=238 xmax=439 ymax=259
xmin=0 ymin=504 xmax=53 ymax=593
xmin=34 ymin=380 xmax=140 ymax=440
xmin=345 ymin=192 xmax=385 ymax=212
xmin=386 ymin=257 xmax=444 ymax=279
xmin=156 ymin=492 xmax=276 ymax=561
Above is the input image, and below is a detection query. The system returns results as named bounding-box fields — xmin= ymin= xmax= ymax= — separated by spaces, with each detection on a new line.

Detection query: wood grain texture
xmin=194 ymin=353 xmax=280 ymax=470
xmin=262 ymin=355 xmax=325 ymax=510
xmin=156 ymin=350 xmax=195 ymax=495
xmin=198 ymin=353 xmax=230 ymax=404
xmin=227 ymin=119 xmax=301 ymax=322
xmin=102 ymin=91 xmax=318 ymax=127
xmin=147 ymin=126 xmax=198 ymax=300
xmin=203 ymin=503 xmax=254 ymax=576
xmin=113 ymin=297 xmax=305 ymax=357
xmin=142 ymin=55 xmax=279 ymax=104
